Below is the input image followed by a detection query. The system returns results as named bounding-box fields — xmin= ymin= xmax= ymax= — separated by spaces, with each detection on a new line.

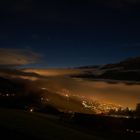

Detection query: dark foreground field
xmin=0 ymin=108 xmax=105 ymax=140
xmin=0 ymin=108 xmax=140 ymax=140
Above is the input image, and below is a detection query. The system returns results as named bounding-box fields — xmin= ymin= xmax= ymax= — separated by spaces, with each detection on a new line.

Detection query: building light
xmin=41 ymin=88 xmax=46 ymax=90
xmin=30 ymin=108 xmax=34 ymax=112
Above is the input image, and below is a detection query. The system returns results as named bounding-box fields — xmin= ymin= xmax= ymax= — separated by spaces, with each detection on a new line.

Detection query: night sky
xmin=0 ymin=0 xmax=140 ymax=67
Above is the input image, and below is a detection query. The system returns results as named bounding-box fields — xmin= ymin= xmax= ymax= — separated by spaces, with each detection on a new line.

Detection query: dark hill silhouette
xmin=0 ymin=77 xmax=22 ymax=91
xmin=101 ymin=57 xmax=140 ymax=70
xmin=72 ymin=57 xmax=140 ymax=82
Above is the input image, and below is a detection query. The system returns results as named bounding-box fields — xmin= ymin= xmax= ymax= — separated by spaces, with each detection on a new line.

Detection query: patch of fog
xmin=37 ymin=76 xmax=140 ymax=109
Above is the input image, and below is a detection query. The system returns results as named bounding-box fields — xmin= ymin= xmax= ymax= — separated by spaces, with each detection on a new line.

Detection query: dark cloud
xmin=95 ymin=0 xmax=140 ymax=9
xmin=0 ymin=68 xmax=47 ymax=81
xmin=127 ymin=0 xmax=140 ymax=3
xmin=12 ymin=0 xmax=32 ymax=12
xmin=1 ymin=0 xmax=139 ymax=13
xmin=0 ymin=0 xmax=32 ymax=12
xmin=0 ymin=48 xmax=41 ymax=67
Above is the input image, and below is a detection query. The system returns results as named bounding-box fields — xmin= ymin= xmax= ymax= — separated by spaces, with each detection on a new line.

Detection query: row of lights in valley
xmin=0 ymin=93 xmax=15 ymax=97
xmin=40 ymin=87 xmax=131 ymax=115
xmin=41 ymin=97 xmax=50 ymax=102
xmin=81 ymin=100 xmax=127 ymax=114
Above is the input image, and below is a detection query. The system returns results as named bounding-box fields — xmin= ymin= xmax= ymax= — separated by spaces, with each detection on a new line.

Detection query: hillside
xmin=0 ymin=108 xmax=104 ymax=140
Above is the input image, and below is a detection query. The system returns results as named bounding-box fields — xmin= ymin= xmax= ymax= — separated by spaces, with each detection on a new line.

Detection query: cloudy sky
xmin=0 ymin=48 xmax=40 ymax=67
xmin=0 ymin=0 xmax=140 ymax=67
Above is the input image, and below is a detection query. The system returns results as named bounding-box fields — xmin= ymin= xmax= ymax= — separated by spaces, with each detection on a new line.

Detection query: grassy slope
xmin=0 ymin=108 xmax=104 ymax=140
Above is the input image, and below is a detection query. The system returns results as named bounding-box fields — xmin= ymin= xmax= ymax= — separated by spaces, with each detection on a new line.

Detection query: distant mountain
xmin=76 ymin=65 xmax=100 ymax=69
xmin=0 ymin=77 xmax=20 ymax=91
xmin=101 ymin=57 xmax=140 ymax=70
xmin=73 ymin=57 xmax=140 ymax=82
xmin=0 ymin=77 xmax=24 ymax=93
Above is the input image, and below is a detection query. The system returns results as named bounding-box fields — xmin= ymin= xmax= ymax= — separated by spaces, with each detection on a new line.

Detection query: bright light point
xmin=65 ymin=94 xmax=69 ymax=98
xmin=41 ymin=88 xmax=46 ymax=90
xmin=82 ymin=101 xmax=91 ymax=109
xmin=30 ymin=108 xmax=34 ymax=112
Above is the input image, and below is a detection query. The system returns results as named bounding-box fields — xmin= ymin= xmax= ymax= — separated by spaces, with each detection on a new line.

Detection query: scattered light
xmin=41 ymin=87 xmax=47 ymax=90
xmin=82 ymin=101 xmax=91 ymax=109
xmin=126 ymin=129 xmax=129 ymax=132
xmin=30 ymin=108 xmax=34 ymax=112
xmin=65 ymin=94 xmax=69 ymax=98
xmin=136 ymin=131 xmax=140 ymax=134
